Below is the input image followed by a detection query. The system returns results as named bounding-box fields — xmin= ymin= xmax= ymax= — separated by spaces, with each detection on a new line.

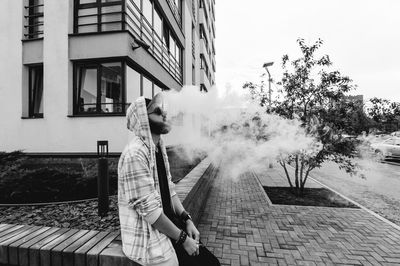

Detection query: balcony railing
xmin=24 ymin=0 xmax=44 ymax=39
xmin=166 ymin=0 xmax=182 ymax=28
xmin=125 ymin=0 xmax=182 ymax=83
xmin=74 ymin=0 xmax=182 ymax=84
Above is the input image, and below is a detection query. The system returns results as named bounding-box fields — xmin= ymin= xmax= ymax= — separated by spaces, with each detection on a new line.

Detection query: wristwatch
xmin=180 ymin=210 xmax=192 ymax=223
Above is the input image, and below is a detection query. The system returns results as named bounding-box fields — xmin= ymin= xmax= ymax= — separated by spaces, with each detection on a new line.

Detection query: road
xmin=310 ymin=159 xmax=400 ymax=226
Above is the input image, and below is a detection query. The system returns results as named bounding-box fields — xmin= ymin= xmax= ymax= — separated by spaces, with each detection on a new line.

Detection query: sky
xmin=214 ymin=0 xmax=400 ymax=102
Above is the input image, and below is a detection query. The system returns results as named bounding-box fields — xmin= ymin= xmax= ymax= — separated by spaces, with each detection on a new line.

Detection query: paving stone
xmin=197 ymin=168 xmax=400 ymax=265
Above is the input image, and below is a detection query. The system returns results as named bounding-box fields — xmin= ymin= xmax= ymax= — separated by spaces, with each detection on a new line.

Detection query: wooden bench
xmin=0 ymin=158 xmax=217 ymax=266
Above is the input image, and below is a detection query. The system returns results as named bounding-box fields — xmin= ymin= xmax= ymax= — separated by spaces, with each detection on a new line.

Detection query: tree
xmin=244 ymin=38 xmax=360 ymax=196
xmin=367 ymin=97 xmax=400 ymax=132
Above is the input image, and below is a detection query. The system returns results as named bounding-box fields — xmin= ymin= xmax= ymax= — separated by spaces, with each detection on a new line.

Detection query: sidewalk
xmin=197 ymin=166 xmax=400 ymax=266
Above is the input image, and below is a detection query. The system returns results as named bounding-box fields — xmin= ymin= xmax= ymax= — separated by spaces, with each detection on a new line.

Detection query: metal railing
xmin=126 ymin=0 xmax=182 ymax=83
xmin=24 ymin=0 xmax=44 ymax=39
xmin=166 ymin=0 xmax=182 ymax=28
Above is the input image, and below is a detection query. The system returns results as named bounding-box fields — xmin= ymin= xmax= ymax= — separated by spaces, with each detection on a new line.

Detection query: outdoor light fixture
xmin=97 ymin=140 xmax=109 ymax=216
xmin=97 ymin=140 xmax=109 ymax=158
xmin=263 ymin=62 xmax=274 ymax=68
xmin=262 ymin=61 xmax=274 ymax=106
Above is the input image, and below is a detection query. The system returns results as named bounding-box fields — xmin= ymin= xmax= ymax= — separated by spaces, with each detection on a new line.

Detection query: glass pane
xmin=100 ymin=62 xmax=122 ymax=113
xmin=102 ymin=5 xmax=121 ymax=13
xmin=126 ymin=66 xmax=141 ymax=105
xmin=154 ymin=8 xmax=162 ymax=39
xmin=78 ymin=16 xmax=97 ymax=25
xmin=80 ymin=0 xmax=96 ymax=3
xmin=170 ymin=36 xmax=176 ymax=58
xmin=142 ymin=76 xmax=152 ymax=99
xmin=101 ymin=13 xmax=121 ymax=22
xmin=154 ymin=84 xmax=162 ymax=96
xmin=78 ymin=8 xmax=97 ymax=16
xmin=101 ymin=22 xmax=122 ymax=31
xmin=30 ymin=66 xmax=44 ymax=116
xmin=78 ymin=25 xmax=98 ymax=33
xmin=78 ymin=67 xmax=98 ymax=113
xmin=142 ymin=0 xmax=152 ymax=25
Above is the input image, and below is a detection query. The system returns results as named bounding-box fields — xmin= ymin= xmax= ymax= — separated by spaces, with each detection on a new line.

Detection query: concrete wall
xmin=0 ymin=0 xmax=214 ymax=153
xmin=0 ymin=0 xmax=130 ymax=153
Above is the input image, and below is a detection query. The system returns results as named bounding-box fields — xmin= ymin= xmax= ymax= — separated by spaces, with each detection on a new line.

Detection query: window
xmin=126 ymin=66 xmax=141 ymax=106
xmin=192 ymin=64 xmax=195 ymax=85
xmin=74 ymin=0 xmax=123 ymax=33
xmin=25 ymin=0 xmax=44 ymax=39
xmin=126 ymin=64 xmax=163 ymax=105
xmin=74 ymin=61 xmax=124 ymax=115
xmin=28 ymin=65 xmax=44 ymax=118
xmin=142 ymin=76 xmax=153 ymax=99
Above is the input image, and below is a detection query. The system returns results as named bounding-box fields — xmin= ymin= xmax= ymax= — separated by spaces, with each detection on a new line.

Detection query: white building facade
xmin=0 ymin=0 xmax=216 ymax=153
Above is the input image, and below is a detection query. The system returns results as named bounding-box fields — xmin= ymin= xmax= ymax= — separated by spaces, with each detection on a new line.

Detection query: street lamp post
xmin=262 ymin=62 xmax=274 ymax=106
xmin=263 ymin=62 xmax=274 ymax=169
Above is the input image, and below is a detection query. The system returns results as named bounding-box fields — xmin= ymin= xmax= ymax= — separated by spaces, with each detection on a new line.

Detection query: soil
xmin=264 ymin=186 xmax=360 ymax=208
xmin=0 ymin=148 xmax=203 ymax=204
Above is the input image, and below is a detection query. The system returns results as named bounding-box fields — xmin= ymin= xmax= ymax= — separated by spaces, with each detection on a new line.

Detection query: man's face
xmin=147 ymin=96 xmax=171 ymax=135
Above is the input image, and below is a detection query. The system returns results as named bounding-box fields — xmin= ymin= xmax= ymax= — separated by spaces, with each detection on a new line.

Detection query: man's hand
xmin=182 ymin=236 xmax=199 ymax=256
xmin=185 ymin=220 xmax=200 ymax=255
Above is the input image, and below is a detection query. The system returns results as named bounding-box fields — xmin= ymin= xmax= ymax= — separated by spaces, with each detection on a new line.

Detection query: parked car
xmin=390 ymin=131 xmax=400 ymax=137
xmin=371 ymin=137 xmax=400 ymax=161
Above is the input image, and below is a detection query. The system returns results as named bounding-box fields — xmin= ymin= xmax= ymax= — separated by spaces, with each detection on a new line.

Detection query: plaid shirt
xmin=118 ymin=97 xmax=177 ymax=265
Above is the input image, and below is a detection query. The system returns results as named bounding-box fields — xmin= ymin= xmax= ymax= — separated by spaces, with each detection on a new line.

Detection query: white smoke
xmin=162 ymin=85 xmax=322 ymax=180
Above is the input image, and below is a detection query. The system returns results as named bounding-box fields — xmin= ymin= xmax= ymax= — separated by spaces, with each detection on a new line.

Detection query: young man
xmin=118 ymin=93 xmax=219 ymax=266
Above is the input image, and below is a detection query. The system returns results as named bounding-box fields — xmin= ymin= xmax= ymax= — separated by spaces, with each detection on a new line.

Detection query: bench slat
xmin=0 ymin=224 xmax=12 ymax=231
xmin=63 ymin=230 xmax=99 ymax=266
xmin=8 ymin=227 xmax=51 ymax=266
xmin=99 ymin=239 xmax=140 ymax=266
xmin=0 ymin=225 xmax=40 ymax=264
xmin=28 ymin=227 xmax=70 ymax=266
xmin=86 ymin=231 xmax=120 ymax=266
xmin=50 ymin=230 xmax=89 ymax=266
xmin=74 ymin=231 xmax=111 ymax=266
xmin=0 ymin=225 xmax=25 ymax=240
xmin=39 ymin=228 xmax=80 ymax=266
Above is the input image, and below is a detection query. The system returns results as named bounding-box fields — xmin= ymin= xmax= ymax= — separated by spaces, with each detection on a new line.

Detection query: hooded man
xmin=118 ymin=93 xmax=219 ymax=266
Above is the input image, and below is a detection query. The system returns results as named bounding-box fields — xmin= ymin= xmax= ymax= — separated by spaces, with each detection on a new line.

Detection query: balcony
xmin=73 ymin=0 xmax=183 ymax=84
xmin=200 ymin=68 xmax=211 ymax=91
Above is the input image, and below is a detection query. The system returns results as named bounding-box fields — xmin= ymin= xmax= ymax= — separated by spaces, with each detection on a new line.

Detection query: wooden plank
xmin=74 ymin=231 xmax=111 ymax=266
xmin=8 ymin=227 xmax=51 ymax=266
xmin=86 ymin=231 xmax=120 ymax=266
xmin=0 ymin=224 xmax=12 ymax=231
xmin=18 ymin=227 xmax=60 ymax=266
xmin=39 ymin=228 xmax=79 ymax=266
xmin=0 ymin=226 xmax=39 ymax=264
xmin=0 ymin=225 xmax=25 ymax=240
xmin=99 ymin=239 xmax=140 ymax=266
xmin=50 ymin=230 xmax=89 ymax=266
xmin=62 ymin=230 xmax=99 ymax=266
xmin=28 ymin=228 xmax=70 ymax=266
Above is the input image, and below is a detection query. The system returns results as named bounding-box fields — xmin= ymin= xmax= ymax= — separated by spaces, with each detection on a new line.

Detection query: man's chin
xmin=160 ymin=125 xmax=171 ymax=135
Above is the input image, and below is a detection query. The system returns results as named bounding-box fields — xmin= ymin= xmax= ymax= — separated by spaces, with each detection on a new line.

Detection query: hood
xmin=126 ymin=96 xmax=153 ymax=149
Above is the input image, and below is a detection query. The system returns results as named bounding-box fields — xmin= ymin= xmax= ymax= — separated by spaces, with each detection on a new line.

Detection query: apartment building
xmin=0 ymin=0 xmax=216 ymax=153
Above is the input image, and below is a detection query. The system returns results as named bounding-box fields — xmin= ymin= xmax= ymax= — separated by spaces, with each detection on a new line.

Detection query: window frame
xmin=28 ymin=64 xmax=44 ymax=118
xmin=73 ymin=59 xmax=126 ymax=116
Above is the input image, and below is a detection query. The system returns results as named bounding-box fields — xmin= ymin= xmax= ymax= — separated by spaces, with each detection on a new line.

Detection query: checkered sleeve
xmin=123 ymin=150 xmax=163 ymax=224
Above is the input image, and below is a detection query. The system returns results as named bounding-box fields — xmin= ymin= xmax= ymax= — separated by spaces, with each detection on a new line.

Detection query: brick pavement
xmin=197 ymin=166 xmax=400 ymax=266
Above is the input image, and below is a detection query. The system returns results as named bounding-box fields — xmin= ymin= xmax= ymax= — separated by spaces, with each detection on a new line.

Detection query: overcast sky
xmin=215 ymin=0 xmax=400 ymax=102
